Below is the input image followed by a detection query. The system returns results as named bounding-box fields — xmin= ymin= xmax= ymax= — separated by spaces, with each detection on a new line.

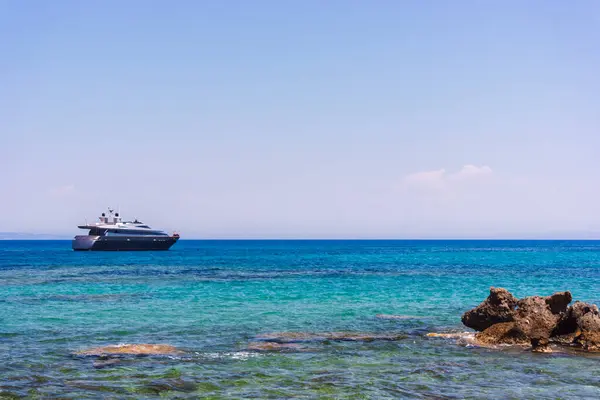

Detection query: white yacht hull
xmin=72 ymin=235 xmax=179 ymax=251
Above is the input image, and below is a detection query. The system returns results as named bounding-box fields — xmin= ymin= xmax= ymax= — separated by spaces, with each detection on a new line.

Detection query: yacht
xmin=72 ymin=209 xmax=180 ymax=251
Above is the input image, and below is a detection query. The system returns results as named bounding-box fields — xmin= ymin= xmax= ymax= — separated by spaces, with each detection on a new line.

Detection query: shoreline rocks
xmin=461 ymin=288 xmax=599 ymax=353
xmin=475 ymin=322 xmax=529 ymax=346
xmin=514 ymin=294 xmax=565 ymax=343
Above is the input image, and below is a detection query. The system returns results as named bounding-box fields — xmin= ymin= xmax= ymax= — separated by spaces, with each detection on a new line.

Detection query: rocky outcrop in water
xmin=462 ymin=288 xmax=599 ymax=352
xmin=461 ymin=287 xmax=518 ymax=331
xmin=475 ymin=322 xmax=529 ymax=346
xmin=513 ymin=293 xmax=570 ymax=342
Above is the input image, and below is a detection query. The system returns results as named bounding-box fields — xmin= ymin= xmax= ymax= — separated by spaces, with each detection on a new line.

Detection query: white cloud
xmin=449 ymin=164 xmax=493 ymax=180
xmin=403 ymin=165 xmax=493 ymax=189
xmin=404 ymin=168 xmax=446 ymax=184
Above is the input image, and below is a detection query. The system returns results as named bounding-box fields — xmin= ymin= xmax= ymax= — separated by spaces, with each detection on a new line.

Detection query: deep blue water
xmin=1 ymin=240 xmax=599 ymax=399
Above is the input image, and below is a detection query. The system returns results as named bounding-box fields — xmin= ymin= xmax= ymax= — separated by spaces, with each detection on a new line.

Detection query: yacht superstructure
xmin=72 ymin=209 xmax=179 ymax=251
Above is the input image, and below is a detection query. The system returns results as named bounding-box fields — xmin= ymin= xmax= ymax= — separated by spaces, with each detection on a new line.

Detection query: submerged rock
xmin=327 ymin=332 xmax=407 ymax=341
xmin=92 ymin=356 xmax=122 ymax=368
xmin=461 ymin=287 xmax=518 ymax=332
xmin=143 ymin=379 xmax=197 ymax=394
xmin=255 ymin=332 xmax=319 ymax=342
xmin=76 ymin=344 xmax=183 ymax=356
xmin=376 ymin=314 xmax=424 ymax=320
xmin=246 ymin=342 xmax=307 ymax=352
xmin=475 ymin=322 xmax=529 ymax=346
xmin=255 ymin=331 xmax=406 ymax=343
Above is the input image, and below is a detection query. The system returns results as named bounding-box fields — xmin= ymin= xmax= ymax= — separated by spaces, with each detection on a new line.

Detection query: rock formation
xmin=461 ymin=287 xmax=518 ymax=331
xmin=574 ymin=330 xmax=600 ymax=352
xmin=462 ymin=288 xmax=599 ymax=352
xmin=475 ymin=322 xmax=529 ymax=346
xmin=513 ymin=294 xmax=567 ymax=341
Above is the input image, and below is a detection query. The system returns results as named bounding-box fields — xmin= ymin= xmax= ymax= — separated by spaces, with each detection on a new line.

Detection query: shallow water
xmin=1 ymin=240 xmax=600 ymax=399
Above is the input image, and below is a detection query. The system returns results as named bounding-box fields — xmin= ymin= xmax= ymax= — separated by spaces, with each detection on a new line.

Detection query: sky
xmin=1 ymin=0 xmax=600 ymax=238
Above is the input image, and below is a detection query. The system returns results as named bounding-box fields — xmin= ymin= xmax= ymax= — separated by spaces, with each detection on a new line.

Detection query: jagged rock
xmin=530 ymin=338 xmax=552 ymax=353
xmin=578 ymin=310 xmax=600 ymax=332
xmin=570 ymin=308 xmax=600 ymax=352
xmin=460 ymin=290 xmax=600 ymax=353
xmin=545 ymin=291 xmax=572 ymax=314
xmin=475 ymin=322 xmax=529 ymax=346
xmin=514 ymin=296 xmax=561 ymax=340
xmin=554 ymin=301 xmax=600 ymax=336
xmin=512 ymin=292 xmax=572 ymax=341
xmin=574 ymin=330 xmax=600 ymax=352
xmin=461 ymin=287 xmax=518 ymax=331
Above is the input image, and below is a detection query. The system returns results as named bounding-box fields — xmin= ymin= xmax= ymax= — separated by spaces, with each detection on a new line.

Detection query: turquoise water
xmin=1 ymin=240 xmax=600 ymax=399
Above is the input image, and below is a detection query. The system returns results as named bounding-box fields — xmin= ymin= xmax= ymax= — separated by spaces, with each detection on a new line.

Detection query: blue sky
xmin=1 ymin=1 xmax=599 ymax=238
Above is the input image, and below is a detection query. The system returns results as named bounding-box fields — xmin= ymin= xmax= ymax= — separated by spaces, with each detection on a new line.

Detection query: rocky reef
xmin=462 ymin=287 xmax=600 ymax=352
xmin=75 ymin=344 xmax=183 ymax=356
xmin=255 ymin=331 xmax=407 ymax=343
xmin=245 ymin=331 xmax=407 ymax=353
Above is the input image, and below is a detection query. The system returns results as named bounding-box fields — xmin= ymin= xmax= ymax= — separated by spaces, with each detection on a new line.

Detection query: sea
xmin=1 ymin=240 xmax=599 ymax=399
